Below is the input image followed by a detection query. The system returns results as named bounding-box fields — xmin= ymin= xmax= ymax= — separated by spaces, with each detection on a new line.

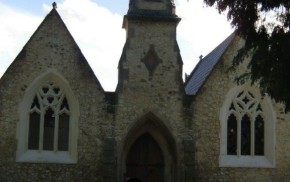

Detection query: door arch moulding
xmin=117 ymin=112 xmax=178 ymax=182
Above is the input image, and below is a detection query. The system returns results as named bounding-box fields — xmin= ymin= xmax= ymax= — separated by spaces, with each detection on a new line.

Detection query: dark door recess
xmin=126 ymin=133 xmax=164 ymax=182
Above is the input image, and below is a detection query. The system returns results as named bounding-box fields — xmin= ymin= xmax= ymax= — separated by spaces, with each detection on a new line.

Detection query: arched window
xmin=226 ymin=91 xmax=264 ymax=156
xmin=17 ymin=69 xmax=79 ymax=163
xmin=28 ymin=81 xmax=70 ymax=152
xmin=220 ymin=86 xmax=275 ymax=168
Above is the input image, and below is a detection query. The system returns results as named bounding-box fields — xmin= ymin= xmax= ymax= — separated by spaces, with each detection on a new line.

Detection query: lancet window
xmin=28 ymin=81 xmax=70 ymax=152
xmin=227 ymin=90 xmax=264 ymax=156
xmin=219 ymin=86 xmax=275 ymax=168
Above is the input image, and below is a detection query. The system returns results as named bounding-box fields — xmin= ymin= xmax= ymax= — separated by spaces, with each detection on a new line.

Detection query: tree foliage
xmin=204 ymin=0 xmax=290 ymax=109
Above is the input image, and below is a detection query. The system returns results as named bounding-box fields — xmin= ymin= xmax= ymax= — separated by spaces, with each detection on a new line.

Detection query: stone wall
xmin=192 ymin=36 xmax=290 ymax=181
xmin=114 ymin=6 xmax=193 ymax=180
xmin=0 ymin=6 xmax=194 ymax=182
xmin=119 ymin=19 xmax=182 ymax=91
xmin=0 ymin=9 xmax=111 ymax=181
xmin=3 ymin=1 xmax=290 ymax=181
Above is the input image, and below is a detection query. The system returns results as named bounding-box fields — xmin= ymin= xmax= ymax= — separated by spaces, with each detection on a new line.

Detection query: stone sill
xmin=219 ymin=155 xmax=275 ymax=168
xmin=16 ymin=150 xmax=77 ymax=164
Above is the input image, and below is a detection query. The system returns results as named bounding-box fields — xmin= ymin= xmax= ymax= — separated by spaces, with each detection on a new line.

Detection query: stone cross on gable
xmin=52 ymin=2 xmax=57 ymax=9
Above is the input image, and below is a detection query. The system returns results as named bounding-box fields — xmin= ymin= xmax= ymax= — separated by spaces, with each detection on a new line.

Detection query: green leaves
xmin=204 ymin=0 xmax=290 ymax=110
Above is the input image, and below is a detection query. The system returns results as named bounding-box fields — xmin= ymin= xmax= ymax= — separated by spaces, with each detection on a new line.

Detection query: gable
xmin=0 ymin=8 xmax=104 ymax=93
xmin=184 ymin=33 xmax=236 ymax=95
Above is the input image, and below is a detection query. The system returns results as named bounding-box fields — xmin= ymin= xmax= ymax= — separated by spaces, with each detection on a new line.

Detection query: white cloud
xmin=0 ymin=0 xmax=125 ymax=91
xmin=0 ymin=2 xmax=42 ymax=78
xmin=44 ymin=0 xmax=125 ymax=91
xmin=176 ymin=0 xmax=233 ymax=75
xmin=0 ymin=0 xmax=233 ymax=90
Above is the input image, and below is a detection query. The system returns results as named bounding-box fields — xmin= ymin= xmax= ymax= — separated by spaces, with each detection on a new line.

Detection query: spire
xmin=52 ymin=2 xmax=57 ymax=9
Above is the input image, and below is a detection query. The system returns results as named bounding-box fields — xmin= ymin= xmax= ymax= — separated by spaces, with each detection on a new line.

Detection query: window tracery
xmin=28 ymin=81 xmax=70 ymax=152
xmin=220 ymin=86 xmax=275 ymax=168
xmin=227 ymin=90 xmax=264 ymax=156
xmin=17 ymin=69 xmax=79 ymax=163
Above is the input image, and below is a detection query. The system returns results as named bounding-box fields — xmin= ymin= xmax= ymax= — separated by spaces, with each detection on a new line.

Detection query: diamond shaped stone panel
xmin=141 ymin=44 xmax=162 ymax=78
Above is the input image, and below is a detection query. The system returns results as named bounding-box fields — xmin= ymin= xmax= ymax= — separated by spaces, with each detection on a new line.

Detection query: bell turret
xmin=117 ymin=0 xmax=183 ymax=94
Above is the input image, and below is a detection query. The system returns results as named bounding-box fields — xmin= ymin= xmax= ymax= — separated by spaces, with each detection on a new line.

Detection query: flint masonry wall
xmin=0 ymin=0 xmax=195 ymax=181
xmin=192 ymin=36 xmax=290 ymax=181
xmin=114 ymin=5 xmax=195 ymax=179
xmin=3 ymin=0 xmax=290 ymax=181
xmin=0 ymin=3 xmax=195 ymax=181
xmin=0 ymin=10 xmax=113 ymax=181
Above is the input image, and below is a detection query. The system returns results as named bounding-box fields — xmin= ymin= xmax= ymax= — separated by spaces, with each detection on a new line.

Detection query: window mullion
xmin=39 ymin=108 xmax=45 ymax=151
xmin=251 ymin=116 xmax=255 ymax=156
xmin=237 ymin=116 xmax=241 ymax=156
xmin=54 ymin=114 xmax=59 ymax=152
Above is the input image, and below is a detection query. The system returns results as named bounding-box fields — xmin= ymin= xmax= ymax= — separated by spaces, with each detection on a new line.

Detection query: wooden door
xmin=126 ymin=133 xmax=164 ymax=182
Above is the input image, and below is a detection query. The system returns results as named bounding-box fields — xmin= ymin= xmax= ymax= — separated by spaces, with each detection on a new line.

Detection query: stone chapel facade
xmin=0 ymin=0 xmax=290 ymax=181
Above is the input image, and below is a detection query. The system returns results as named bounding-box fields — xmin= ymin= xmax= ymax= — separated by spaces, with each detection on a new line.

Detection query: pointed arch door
xmin=126 ymin=133 xmax=164 ymax=182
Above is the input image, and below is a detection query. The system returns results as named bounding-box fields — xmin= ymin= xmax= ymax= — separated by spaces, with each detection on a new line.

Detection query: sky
xmin=0 ymin=0 xmax=233 ymax=91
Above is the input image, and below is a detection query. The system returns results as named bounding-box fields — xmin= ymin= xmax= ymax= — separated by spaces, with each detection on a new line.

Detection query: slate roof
xmin=184 ymin=32 xmax=236 ymax=95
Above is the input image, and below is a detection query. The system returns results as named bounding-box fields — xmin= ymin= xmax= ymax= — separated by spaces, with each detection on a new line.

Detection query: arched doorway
xmin=126 ymin=133 xmax=164 ymax=182
xmin=119 ymin=112 xmax=177 ymax=182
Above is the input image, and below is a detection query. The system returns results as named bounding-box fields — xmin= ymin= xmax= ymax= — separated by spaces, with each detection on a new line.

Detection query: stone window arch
xmin=16 ymin=69 xmax=79 ymax=163
xmin=219 ymin=85 xmax=276 ymax=167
